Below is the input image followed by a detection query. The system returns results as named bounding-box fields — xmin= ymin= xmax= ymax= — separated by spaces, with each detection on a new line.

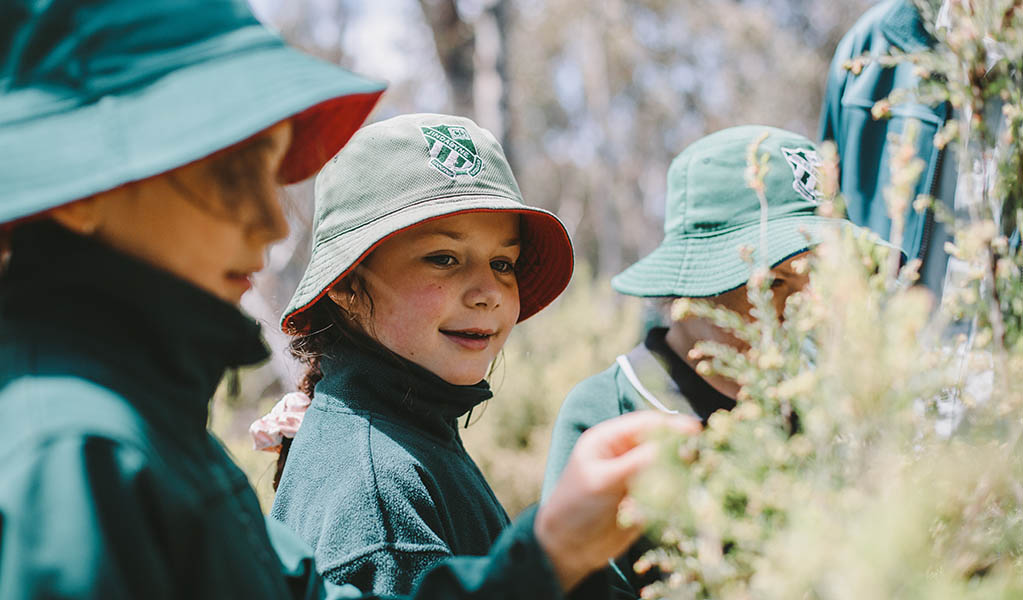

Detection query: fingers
xmin=598 ymin=439 xmax=660 ymax=488
xmin=576 ymin=410 xmax=701 ymax=459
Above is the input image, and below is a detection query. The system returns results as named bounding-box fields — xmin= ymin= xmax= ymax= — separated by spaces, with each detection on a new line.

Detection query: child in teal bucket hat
xmin=0 ymin=3 xmax=683 ymax=599
xmin=542 ymin=125 xmax=845 ymax=599
xmin=248 ymin=113 xmax=687 ymax=598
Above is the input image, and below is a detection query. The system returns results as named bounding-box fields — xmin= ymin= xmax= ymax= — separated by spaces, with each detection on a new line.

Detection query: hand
xmin=534 ymin=411 xmax=701 ymax=592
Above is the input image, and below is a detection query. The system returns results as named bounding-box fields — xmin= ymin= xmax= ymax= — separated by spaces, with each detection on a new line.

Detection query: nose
xmin=464 ymin=264 xmax=503 ymax=310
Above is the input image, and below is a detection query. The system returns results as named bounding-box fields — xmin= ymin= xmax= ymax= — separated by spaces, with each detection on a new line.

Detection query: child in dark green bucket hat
xmin=542 ymin=125 xmax=845 ymax=599
xmin=251 ymin=113 xmax=694 ymax=598
xmin=0 ymin=3 xmax=685 ymax=600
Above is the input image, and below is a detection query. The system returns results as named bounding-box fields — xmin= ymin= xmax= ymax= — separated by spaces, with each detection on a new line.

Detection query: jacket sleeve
xmin=819 ymin=26 xmax=857 ymax=146
xmin=541 ymin=370 xmax=623 ymax=502
xmin=0 ymin=434 xmax=176 ymax=600
xmin=390 ymin=506 xmax=571 ymax=600
xmin=281 ymin=507 xmax=597 ymax=600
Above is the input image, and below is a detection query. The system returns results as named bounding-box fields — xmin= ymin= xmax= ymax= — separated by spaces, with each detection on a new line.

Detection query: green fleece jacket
xmin=0 ymin=222 xmax=342 ymax=600
xmin=0 ymin=222 xmax=571 ymax=600
xmin=272 ymin=343 xmax=515 ymax=595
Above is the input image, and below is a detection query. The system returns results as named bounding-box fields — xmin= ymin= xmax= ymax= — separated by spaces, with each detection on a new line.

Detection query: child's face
xmin=668 ymin=252 xmax=810 ymax=399
xmin=674 ymin=252 xmax=811 ymax=354
xmin=339 ymin=212 xmax=521 ymax=385
xmin=52 ymin=121 xmax=292 ymax=304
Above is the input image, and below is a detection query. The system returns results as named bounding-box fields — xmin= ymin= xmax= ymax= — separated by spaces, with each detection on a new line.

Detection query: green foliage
xmin=631 ymin=3 xmax=1023 ymax=597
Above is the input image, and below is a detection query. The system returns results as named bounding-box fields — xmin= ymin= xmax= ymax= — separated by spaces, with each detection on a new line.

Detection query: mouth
xmin=441 ymin=328 xmax=497 ymax=350
xmin=225 ymin=270 xmax=255 ymax=292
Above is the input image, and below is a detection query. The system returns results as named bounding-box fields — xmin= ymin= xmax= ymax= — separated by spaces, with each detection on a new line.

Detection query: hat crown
xmin=313 ymin=114 xmax=524 ymax=239
xmin=664 ymin=125 xmax=822 ymax=237
xmin=2 ymin=0 xmax=262 ymax=107
xmin=283 ymin=113 xmax=575 ymax=331
xmin=1 ymin=0 xmax=384 ymax=224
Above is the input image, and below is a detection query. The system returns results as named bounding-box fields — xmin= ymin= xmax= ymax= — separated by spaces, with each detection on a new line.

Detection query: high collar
xmin=315 ymin=340 xmax=493 ymax=441
xmin=644 ymin=327 xmax=735 ymax=422
xmin=880 ymin=0 xmax=935 ymax=53
xmin=0 ymin=221 xmax=269 ymax=435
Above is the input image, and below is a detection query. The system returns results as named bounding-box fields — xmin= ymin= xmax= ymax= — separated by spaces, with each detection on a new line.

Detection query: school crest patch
xmin=421 ymin=124 xmax=484 ymax=178
xmin=781 ymin=146 xmax=823 ymax=204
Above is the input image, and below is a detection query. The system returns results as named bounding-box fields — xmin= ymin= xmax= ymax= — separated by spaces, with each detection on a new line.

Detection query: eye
xmin=771 ymin=278 xmax=785 ymax=289
xmin=491 ymin=259 xmax=516 ymax=274
xmin=425 ymin=254 xmax=457 ymax=267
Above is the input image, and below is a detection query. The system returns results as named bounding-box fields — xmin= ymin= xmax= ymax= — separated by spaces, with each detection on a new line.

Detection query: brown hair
xmin=273 ymin=270 xmax=391 ymax=490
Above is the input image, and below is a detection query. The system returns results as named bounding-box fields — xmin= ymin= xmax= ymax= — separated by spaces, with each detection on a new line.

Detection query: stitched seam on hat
xmin=672 ymin=153 xmax=692 ymax=292
xmin=674 ymin=214 xmax=831 ymax=239
xmin=307 ymin=204 xmax=556 ymax=282
xmin=284 ymin=204 xmax=565 ymax=330
xmin=315 ymin=192 xmax=524 ymax=245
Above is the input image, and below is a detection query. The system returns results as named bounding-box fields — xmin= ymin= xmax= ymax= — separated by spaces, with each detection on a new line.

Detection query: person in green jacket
xmin=819 ymin=0 xmax=953 ymax=297
xmin=258 ymin=113 xmax=645 ymax=598
xmin=820 ymin=0 xmax=1018 ymax=304
xmin=541 ymin=126 xmax=846 ymax=598
xmin=0 ymin=2 xmax=696 ymax=599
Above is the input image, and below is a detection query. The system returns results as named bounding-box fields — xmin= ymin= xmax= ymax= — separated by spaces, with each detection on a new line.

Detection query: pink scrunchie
xmin=249 ymin=391 xmax=311 ymax=452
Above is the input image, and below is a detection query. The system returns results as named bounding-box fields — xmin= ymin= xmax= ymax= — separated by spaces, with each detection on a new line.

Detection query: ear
xmin=326 ymin=285 xmax=350 ymax=309
xmin=48 ymin=196 xmax=105 ymax=235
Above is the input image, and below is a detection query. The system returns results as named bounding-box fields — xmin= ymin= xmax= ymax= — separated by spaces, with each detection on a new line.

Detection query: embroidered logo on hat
xmin=781 ymin=147 xmax=823 ymax=204
xmin=421 ymin=124 xmax=484 ymax=178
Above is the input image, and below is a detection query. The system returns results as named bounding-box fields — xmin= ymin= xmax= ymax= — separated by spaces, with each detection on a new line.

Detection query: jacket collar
xmin=315 ymin=340 xmax=493 ymax=441
xmin=880 ymin=0 xmax=935 ymax=53
xmin=618 ymin=328 xmax=735 ymax=423
xmin=1 ymin=221 xmax=269 ymax=435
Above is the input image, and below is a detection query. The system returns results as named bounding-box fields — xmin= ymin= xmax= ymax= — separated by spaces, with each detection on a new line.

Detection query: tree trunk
xmin=418 ymin=0 xmax=475 ymax=117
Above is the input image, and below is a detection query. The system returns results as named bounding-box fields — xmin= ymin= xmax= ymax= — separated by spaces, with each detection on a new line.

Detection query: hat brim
xmin=282 ymin=197 xmax=574 ymax=332
xmin=611 ymin=215 xmax=841 ymax=298
xmin=1 ymin=25 xmax=385 ymax=223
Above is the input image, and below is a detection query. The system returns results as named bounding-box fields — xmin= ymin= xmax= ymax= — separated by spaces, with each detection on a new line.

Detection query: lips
xmin=225 ymin=270 xmax=254 ymax=292
xmin=441 ymin=328 xmax=496 ymax=351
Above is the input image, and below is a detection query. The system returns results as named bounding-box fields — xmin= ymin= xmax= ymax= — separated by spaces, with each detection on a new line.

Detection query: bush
xmin=630 ymin=3 xmax=1023 ymax=596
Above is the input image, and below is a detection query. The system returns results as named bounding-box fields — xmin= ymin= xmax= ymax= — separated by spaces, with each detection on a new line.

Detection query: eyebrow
xmin=425 ymin=230 xmax=520 ymax=247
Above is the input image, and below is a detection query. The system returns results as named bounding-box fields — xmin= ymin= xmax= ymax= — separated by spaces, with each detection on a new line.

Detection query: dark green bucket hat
xmin=0 ymin=0 xmax=386 ymax=224
xmin=612 ymin=125 xmax=841 ymax=298
xmin=282 ymin=113 xmax=574 ymax=333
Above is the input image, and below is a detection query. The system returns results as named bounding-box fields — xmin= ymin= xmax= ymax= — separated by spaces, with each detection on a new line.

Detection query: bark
xmin=418 ymin=0 xmax=476 ymax=117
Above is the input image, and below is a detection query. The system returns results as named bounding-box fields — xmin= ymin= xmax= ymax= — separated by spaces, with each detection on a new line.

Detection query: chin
xmin=440 ymin=368 xmax=489 ymax=386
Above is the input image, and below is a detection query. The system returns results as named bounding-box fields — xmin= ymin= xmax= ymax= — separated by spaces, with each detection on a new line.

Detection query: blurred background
xmin=211 ymin=0 xmax=878 ymax=515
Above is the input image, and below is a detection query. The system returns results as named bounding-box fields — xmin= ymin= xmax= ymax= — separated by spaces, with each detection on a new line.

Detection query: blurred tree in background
xmin=213 ymin=0 xmax=877 ymax=514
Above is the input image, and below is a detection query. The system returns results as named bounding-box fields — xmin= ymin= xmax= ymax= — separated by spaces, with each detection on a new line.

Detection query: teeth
xmin=448 ymin=331 xmax=488 ymax=338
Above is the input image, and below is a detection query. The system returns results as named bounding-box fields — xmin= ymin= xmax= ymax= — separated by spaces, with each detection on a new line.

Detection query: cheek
xmin=370 ymin=283 xmax=450 ymax=344
xmin=505 ymin=290 xmax=521 ymax=324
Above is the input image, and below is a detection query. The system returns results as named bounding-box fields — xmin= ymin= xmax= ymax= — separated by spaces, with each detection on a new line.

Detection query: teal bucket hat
xmin=612 ymin=125 xmax=842 ymax=298
xmin=282 ymin=113 xmax=574 ymax=332
xmin=0 ymin=0 xmax=386 ymax=224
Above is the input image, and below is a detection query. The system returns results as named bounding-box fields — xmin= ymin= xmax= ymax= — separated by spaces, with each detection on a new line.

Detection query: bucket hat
xmin=612 ymin=125 xmax=841 ymax=298
xmin=282 ymin=113 xmax=574 ymax=332
xmin=0 ymin=0 xmax=386 ymax=224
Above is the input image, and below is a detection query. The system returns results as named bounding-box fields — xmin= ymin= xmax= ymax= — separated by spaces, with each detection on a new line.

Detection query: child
xmin=541 ymin=126 xmax=842 ymax=598
xmin=260 ymin=113 xmax=585 ymax=596
xmin=0 ymin=2 xmax=688 ymax=599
